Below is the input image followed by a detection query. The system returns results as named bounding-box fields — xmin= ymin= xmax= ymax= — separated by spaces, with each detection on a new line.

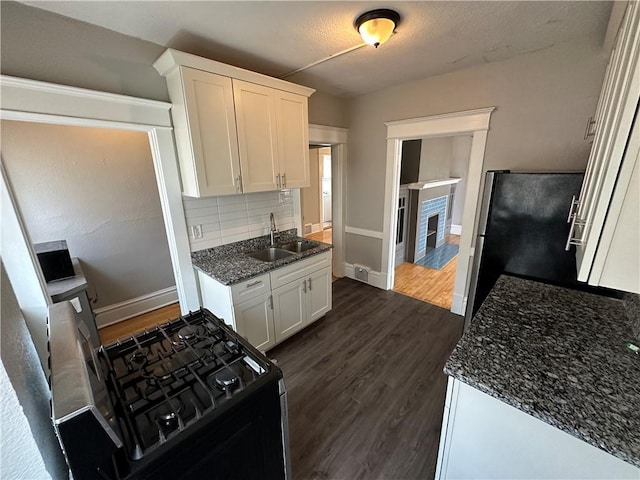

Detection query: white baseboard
xmin=310 ymin=223 xmax=323 ymax=233
xmin=450 ymin=224 xmax=463 ymax=235
xmin=95 ymin=286 xmax=178 ymax=328
xmin=343 ymin=263 xmax=388 ymax=290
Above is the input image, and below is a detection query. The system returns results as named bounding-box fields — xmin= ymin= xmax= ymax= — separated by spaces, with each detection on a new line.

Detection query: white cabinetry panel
xmin=272 ymin=280 xmax=306 ymax=343
xmin=233 ymin=80 xmax=279 ymax=193
xmin=308 ymin=266 xmax=332 ymax=321
xmin=234 ymin=294 xmax=275 ymax=352
xmin=568 ymin=1 xmax=640 ymax=293
xmin=173 ymin=67 xmax=240 ymax=197
xmin=437 ymin=379 xmax=639 ymax=479
xmin=276 ymin=91 xmax=310 ymax=189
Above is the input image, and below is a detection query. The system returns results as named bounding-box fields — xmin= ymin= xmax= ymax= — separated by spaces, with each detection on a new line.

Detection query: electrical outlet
xmin=191 ymin=224 xmax=203 ymax=239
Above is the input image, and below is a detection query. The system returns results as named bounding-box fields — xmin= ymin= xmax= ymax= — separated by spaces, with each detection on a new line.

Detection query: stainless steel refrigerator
xmin=464 ymin=171 xmax=618 ymax=329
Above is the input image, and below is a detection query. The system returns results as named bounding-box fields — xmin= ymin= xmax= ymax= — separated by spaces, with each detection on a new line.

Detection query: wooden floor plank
xmin=393 ymin=234 xmax=460 ymax=310
xmin=305 ymin=227 xmax=333 ymax=244
xmin=99 ymin=303 xmax=181 ymax=344
xmin=269 ymin=278 xmax=463 ymax=480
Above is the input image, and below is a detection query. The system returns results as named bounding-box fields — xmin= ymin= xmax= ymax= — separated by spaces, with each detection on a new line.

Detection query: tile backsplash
xmin=183 ymin=191 xmax=296 ymax=252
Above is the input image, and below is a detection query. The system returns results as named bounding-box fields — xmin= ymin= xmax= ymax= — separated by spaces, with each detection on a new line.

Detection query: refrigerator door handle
xmin=464 ymin=235 xmax=485 ymax=331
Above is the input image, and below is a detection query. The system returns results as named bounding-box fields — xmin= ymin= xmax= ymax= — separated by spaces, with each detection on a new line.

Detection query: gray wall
xmin=1 ymin=264 xmax=68 ymax=479
xmin=2 ymin=121 xmax=175 ymax=310
xmin=419 ymin=136 xmax=454 ymax=182
xmin=345 ymin=40 xmax=607 ymax=270
xmin=0 ymin=1 xmax=347 ymax=128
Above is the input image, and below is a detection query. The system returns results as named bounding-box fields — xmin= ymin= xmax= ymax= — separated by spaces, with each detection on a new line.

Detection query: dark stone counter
xmin=191 ymin=229 xmax=332 ymax=285
xmin=445 ymin=275 xmax=640 ymax=468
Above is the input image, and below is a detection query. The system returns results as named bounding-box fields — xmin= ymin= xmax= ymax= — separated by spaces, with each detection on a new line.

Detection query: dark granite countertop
xmin=445 ymin=275 xmax=640 ymax=468
xmin=191 ymin=229 xmax=332 ymax=285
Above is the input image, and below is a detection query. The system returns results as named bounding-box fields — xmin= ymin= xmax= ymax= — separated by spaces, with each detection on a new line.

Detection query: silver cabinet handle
xmin=246 ymin=280 xmax=261 ymax=288
xmin=269 ymin=295 xmax=273 ymax=310
xmin=302 ymin=279 xmax=307 ymax=293
xmin=235 ymin=175 xmax=242 ymax=193
xmin=584 ymin=116 xmax=596 ymax=140
xmin=567 ymin=195 xmax=579 ymax=223
xmin=282 ymin=173 xmax=286 ymax=188
xmin=308 ymin=277 xmax=312 ymax=291
xmin=276 ymin=174 xmax=281 ymax=189
xmin=565 ymin=212 xmax=586 ymax=251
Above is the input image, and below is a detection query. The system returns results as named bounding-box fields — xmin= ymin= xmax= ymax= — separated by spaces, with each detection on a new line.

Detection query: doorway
xmin=391 ymin=135 xmax=471 ymax=310
xmin=381 ymin=108 xmax=495 ymax=316
xmin=1 ymin=76 xmax=199 ymax=369
xmin=305 ymin=124 xmax=348 ymax=278
xmin=302 ymin=146 xmax=332 ymax=244
xmin=1 ymin=121 xmax=176 ymax=329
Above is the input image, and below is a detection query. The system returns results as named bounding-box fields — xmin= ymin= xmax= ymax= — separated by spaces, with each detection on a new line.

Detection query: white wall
xmin=345 ymin=40 xmax=608 ymax=271
xmin=1 ymin=121 xmax=176 ymax=309
xmin=0 ymin=265 xmax=68 ymax=479
xmin=183 ymin=190 xmax=296 ymax=252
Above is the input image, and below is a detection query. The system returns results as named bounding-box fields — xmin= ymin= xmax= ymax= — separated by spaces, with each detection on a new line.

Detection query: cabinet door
xmin=569 ymin=2 xmax=640 ymax=281
xmin=233 ymin=79 xmax=279 ymax=193
xmin=276 ymin=91 xmax=310 ymax=189
xmin=272 ymin=280 xmax=306 ymax=343
xmin=181 ymin=67 xmax=241 ymax=196
xmin=307 ymin=266 xmax=332 ymax=322
xmin=234 ymin=295 xmax=276 ymax=352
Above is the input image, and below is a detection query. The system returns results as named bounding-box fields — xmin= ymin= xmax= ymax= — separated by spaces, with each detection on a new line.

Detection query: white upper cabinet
xmin=234 ymin=80 xmax=311 ymax=192
xmin=233 ymin=80 xmax=280 ymax=193
xmin=567 ymin=1 xmax=640 ymax=293
xmin=276 ymin=91 xmax=310 ymax=189
xmin=175 ymin=67 xmax=241 ymax=197
xmin=154 ymin=49 xmax=314 ymax=197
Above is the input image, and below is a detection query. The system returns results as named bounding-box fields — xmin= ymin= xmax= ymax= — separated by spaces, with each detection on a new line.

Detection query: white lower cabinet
xmin=435 ymin=378 xmax=639 ymax=479
xmin=272 ymin=265 xmax=332 ymax=343
xmin=197 ymin=251 xmax=331 ymax=351
xmin=272 ymin=279 xmax=306 ymax=343
xmin=234 ymin=294 xmax=276 ymax=352
xmin=308 ymin=266 xmax=332 ymax=321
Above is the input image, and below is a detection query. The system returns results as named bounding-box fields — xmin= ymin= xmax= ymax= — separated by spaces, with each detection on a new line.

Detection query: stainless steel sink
xmin=279 ymin=240 xmax=318 ymax=253
xmin=247 ymin=247 xmax=295 ymax=262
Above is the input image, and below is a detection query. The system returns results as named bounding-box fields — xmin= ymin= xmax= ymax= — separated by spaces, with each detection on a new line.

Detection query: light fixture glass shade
xmin=358 ymin=18 xmax=396 ymax=47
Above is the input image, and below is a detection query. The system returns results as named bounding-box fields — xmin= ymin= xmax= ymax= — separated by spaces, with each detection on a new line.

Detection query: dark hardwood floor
xmin=268 ymin=278 xmax=463 ymax=480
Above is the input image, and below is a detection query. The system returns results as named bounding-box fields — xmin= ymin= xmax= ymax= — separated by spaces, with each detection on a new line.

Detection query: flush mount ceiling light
xmin=354 ymin=9 xmax=401 ymax=48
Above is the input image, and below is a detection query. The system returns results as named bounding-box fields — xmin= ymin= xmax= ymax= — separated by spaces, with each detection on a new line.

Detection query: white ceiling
xmin=20 ymin=1 xmax=613 ymax=98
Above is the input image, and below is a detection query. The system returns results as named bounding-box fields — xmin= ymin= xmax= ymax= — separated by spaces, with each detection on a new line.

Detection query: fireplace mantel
xmin=406 ymin=178 xmax=462 ymax=190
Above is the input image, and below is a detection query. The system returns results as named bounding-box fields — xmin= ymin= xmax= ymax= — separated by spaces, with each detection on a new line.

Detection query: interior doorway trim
xmin=0 ymin=75 xmax=200 ymax=367
xmin=308 ymin=124 xmax=348 ymax=278
xmin=382 ymin=107 xmax=495 ymax=315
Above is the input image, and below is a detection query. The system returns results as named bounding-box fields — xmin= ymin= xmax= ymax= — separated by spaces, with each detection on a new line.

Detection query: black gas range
xmin=48 ymin=303 xmax=290 ymax=480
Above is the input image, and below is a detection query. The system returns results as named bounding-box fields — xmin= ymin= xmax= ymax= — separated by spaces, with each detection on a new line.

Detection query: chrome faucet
xmin=269 ymin=212 xmax=278 ymax=246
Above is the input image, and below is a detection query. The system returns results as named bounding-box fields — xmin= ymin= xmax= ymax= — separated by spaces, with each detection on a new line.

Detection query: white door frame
xmin=0 ymin=75 xmax=200 ymax=368
xmin=307 ymin=124 xmax=348 ymax=278
xmin=382 ymin=107 xmax=494 ymax=315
